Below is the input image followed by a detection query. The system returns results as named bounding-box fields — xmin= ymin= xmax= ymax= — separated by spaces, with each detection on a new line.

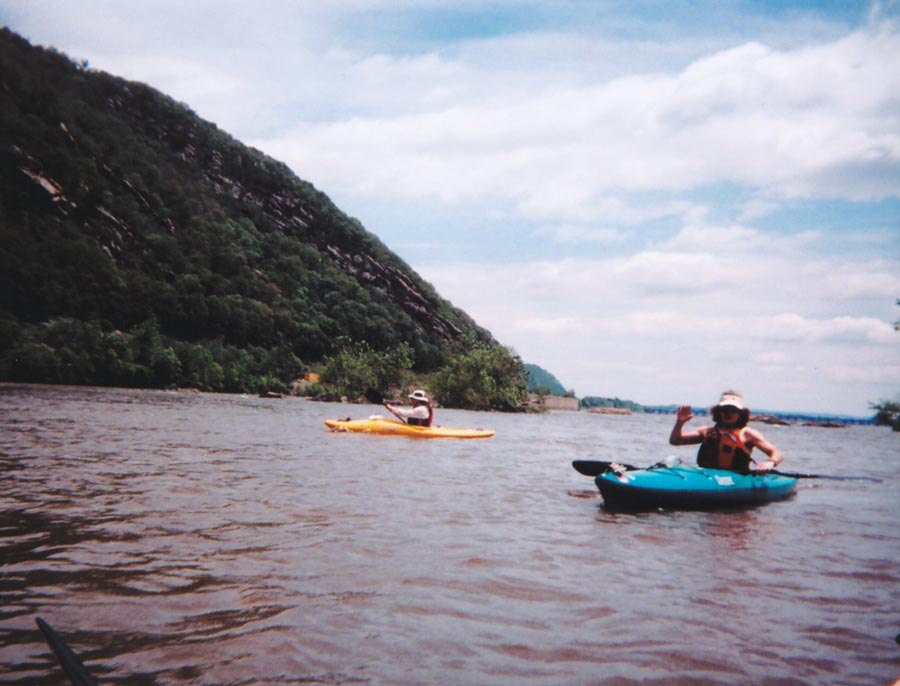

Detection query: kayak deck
xmin=324 ymin=416 xmax=495 ymax=439
xmin=595 ymin=463 xmax=798 ymax=510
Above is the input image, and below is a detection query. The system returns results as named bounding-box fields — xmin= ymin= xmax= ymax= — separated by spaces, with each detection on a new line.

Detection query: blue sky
xmin=3 ymin=1 xmax=899 ymax=416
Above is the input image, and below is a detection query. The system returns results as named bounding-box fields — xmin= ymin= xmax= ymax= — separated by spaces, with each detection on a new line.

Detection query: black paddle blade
xmin=572 ymin=460 xmax=638 ymax=476
xmin=35 ymin=617 xmax=98 ymax=686
xmin=572 ymin=460 xmax=609 ymax=476
xmin=363 ymin=387 xmax=384 ymax=404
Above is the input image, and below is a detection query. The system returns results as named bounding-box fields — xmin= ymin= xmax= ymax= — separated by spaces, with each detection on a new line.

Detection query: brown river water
xmin=1 ymin=384 xmax=898 ymax=685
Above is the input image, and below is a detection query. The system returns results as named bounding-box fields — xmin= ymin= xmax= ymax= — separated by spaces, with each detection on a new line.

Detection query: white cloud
xmin=253 ymin=18 xmax=900 ymax=219
xmin=534 ymin=224 xmax=625 ymax=245
xmin=419 ymin=223 xmax=900 ymax=414
xmin=662 ymin=224 xmax=820 ymax=253
xmin=759 ymin=314 xmax=898 ymax=345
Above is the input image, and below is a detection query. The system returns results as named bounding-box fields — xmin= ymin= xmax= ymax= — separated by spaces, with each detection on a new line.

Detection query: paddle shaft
xmin=382 ymin=402 xmax=407 ymax=422
xmin=36 ymin=617 xmax=98 ymax=686
xmin=767 ymin=469 xmax=881 ymax=483
xmin=572 ymin=460 xmax=881 ymax=483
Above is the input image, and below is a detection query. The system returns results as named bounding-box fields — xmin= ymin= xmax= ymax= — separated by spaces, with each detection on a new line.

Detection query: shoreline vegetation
xmin=0 ymin=381 xmax=881 ymax=427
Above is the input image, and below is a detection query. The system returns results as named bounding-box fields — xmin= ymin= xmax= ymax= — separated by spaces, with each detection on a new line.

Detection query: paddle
xmin=765 ymin=469 xmax=882 ymax=483
xmin=571 ymin=459 xmax=881 ymax=483
xmin=36 ymin=617 xmax=98 ymax=686
xmin=382 ymin=401 xmax=406 ymax=422
xmin=571 ymin=460 xmax=638 ymax=476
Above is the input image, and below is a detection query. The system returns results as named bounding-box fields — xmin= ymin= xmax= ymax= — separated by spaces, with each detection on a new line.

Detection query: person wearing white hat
xmin=384 ymin=390 xmax=434 ymax=427
xmin=669 ymin=390 xmax=783 ymax=472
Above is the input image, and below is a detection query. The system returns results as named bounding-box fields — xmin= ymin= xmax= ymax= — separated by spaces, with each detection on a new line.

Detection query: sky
xmin=3 ymin=0 xmax=899 ymax=416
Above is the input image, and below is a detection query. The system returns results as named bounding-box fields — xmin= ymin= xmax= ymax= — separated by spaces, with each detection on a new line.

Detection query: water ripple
xmin=1 ymin=385 xmax=898 ymax=685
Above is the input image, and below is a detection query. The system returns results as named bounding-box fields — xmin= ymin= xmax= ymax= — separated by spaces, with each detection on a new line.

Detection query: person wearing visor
xmin=384 ymin=390 xmax=434 ymax=427
xmin=669 ymin=390 xmax=783 ymax=472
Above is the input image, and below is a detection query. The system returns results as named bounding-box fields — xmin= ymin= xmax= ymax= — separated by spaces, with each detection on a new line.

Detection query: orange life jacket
xmin=697 ymin=427 xmax=753 ymax=471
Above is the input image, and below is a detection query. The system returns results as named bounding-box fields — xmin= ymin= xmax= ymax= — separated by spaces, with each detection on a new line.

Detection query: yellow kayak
xmin=324 ymin=416 xmax=495 ymax=439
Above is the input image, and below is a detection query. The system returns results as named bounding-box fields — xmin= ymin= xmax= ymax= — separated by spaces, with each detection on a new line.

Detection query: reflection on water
xmin=1 ymin=384 xmax=899 ymax=685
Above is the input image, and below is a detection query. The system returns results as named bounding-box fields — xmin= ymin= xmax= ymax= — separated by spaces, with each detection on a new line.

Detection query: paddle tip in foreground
xmin=572 ymin=460 xmax=609 ymax=476
xmin=35 ymin=617 xmax=99 ymax=686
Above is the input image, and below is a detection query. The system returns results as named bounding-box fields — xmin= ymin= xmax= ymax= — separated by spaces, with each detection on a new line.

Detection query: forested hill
xmin=0 ymin=28 xmax=514 ymax=398
xmin=524 ymin=364 xmax=568 ymax=395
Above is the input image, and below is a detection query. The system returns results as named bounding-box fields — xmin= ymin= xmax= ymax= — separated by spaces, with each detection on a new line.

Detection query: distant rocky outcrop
xmin=752 ymin=414 xmax=792 ymax=426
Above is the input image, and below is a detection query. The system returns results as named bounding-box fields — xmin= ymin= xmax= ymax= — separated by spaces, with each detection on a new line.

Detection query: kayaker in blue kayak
xmin=384 ymin=389 xmax=434 ymax=427
xmin=669 ymin=390 xmax=783 ymax=472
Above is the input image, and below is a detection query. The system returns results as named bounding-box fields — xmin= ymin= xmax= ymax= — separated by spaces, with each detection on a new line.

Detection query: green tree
xmin=431 ymin=341 xmax=528 ymax=411
xmin=210 ymin=343 xmax=260 ymax=393
xmin=173 ymin=341 xmax=223 ymax=391
xmin=320 ymin=340 xmax=413 ymax=399
xmin=131 ymin=317 xmax=181 ymax=387
xmin=7 ymin=341 xmax=60 ymax=383
xmin=871 ymin=300 xmax=900 ymax=430
xmin=871 ymin=398 xmax=900 ymax=431
xmin=266 ymin=344 xmax=304 ymax=385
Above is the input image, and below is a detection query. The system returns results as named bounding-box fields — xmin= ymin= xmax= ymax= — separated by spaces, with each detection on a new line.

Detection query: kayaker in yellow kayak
xmin=384 ymin=389 xmax=434 ymax=427
xmin=668 ymin=390 xmax=783 ymax=472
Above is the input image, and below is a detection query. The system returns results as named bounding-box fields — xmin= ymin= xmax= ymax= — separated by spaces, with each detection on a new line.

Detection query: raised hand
xmin=675 ymin=405 xmax=694 ymax=423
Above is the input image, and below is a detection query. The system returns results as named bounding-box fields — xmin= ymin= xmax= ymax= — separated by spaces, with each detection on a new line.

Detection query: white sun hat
xmin=716 ymin=391 xmax=745 ymax=410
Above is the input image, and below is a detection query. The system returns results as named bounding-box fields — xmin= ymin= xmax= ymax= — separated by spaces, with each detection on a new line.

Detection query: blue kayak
xmin=595 ymin=463 xmax=798 ymax=510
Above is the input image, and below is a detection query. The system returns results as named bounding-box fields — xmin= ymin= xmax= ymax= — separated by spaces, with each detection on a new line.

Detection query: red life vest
xmin=697 ymin=427 xmax=753 ymax=471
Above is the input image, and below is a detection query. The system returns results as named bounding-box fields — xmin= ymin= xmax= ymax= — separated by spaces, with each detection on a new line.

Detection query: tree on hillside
xmin=319 ymin=339 xmax=413 ymax=400
xmin=431 ymin=341 xmax=528 ymax=411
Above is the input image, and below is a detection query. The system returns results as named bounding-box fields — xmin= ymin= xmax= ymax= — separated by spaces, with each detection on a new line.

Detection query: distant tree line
xmin=1 ymin=316 xmax=304 ymax=394
xmin=581 ymin=396 xmax=644 ymax=412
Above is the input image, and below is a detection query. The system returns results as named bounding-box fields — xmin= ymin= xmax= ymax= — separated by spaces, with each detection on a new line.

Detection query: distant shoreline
xmin=639 ymin=405 xmax=875 ymax=426
xmin=0 ymin=382 xmax=880 ymax=425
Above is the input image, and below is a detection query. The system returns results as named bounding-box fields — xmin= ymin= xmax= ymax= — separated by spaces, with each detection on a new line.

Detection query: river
xmin=1 ymin=384 xmax=898 ymax=685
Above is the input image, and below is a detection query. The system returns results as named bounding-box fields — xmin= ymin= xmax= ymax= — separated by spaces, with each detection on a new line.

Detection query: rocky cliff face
xmin=0 ymin=28 xmax=490 ymax=366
